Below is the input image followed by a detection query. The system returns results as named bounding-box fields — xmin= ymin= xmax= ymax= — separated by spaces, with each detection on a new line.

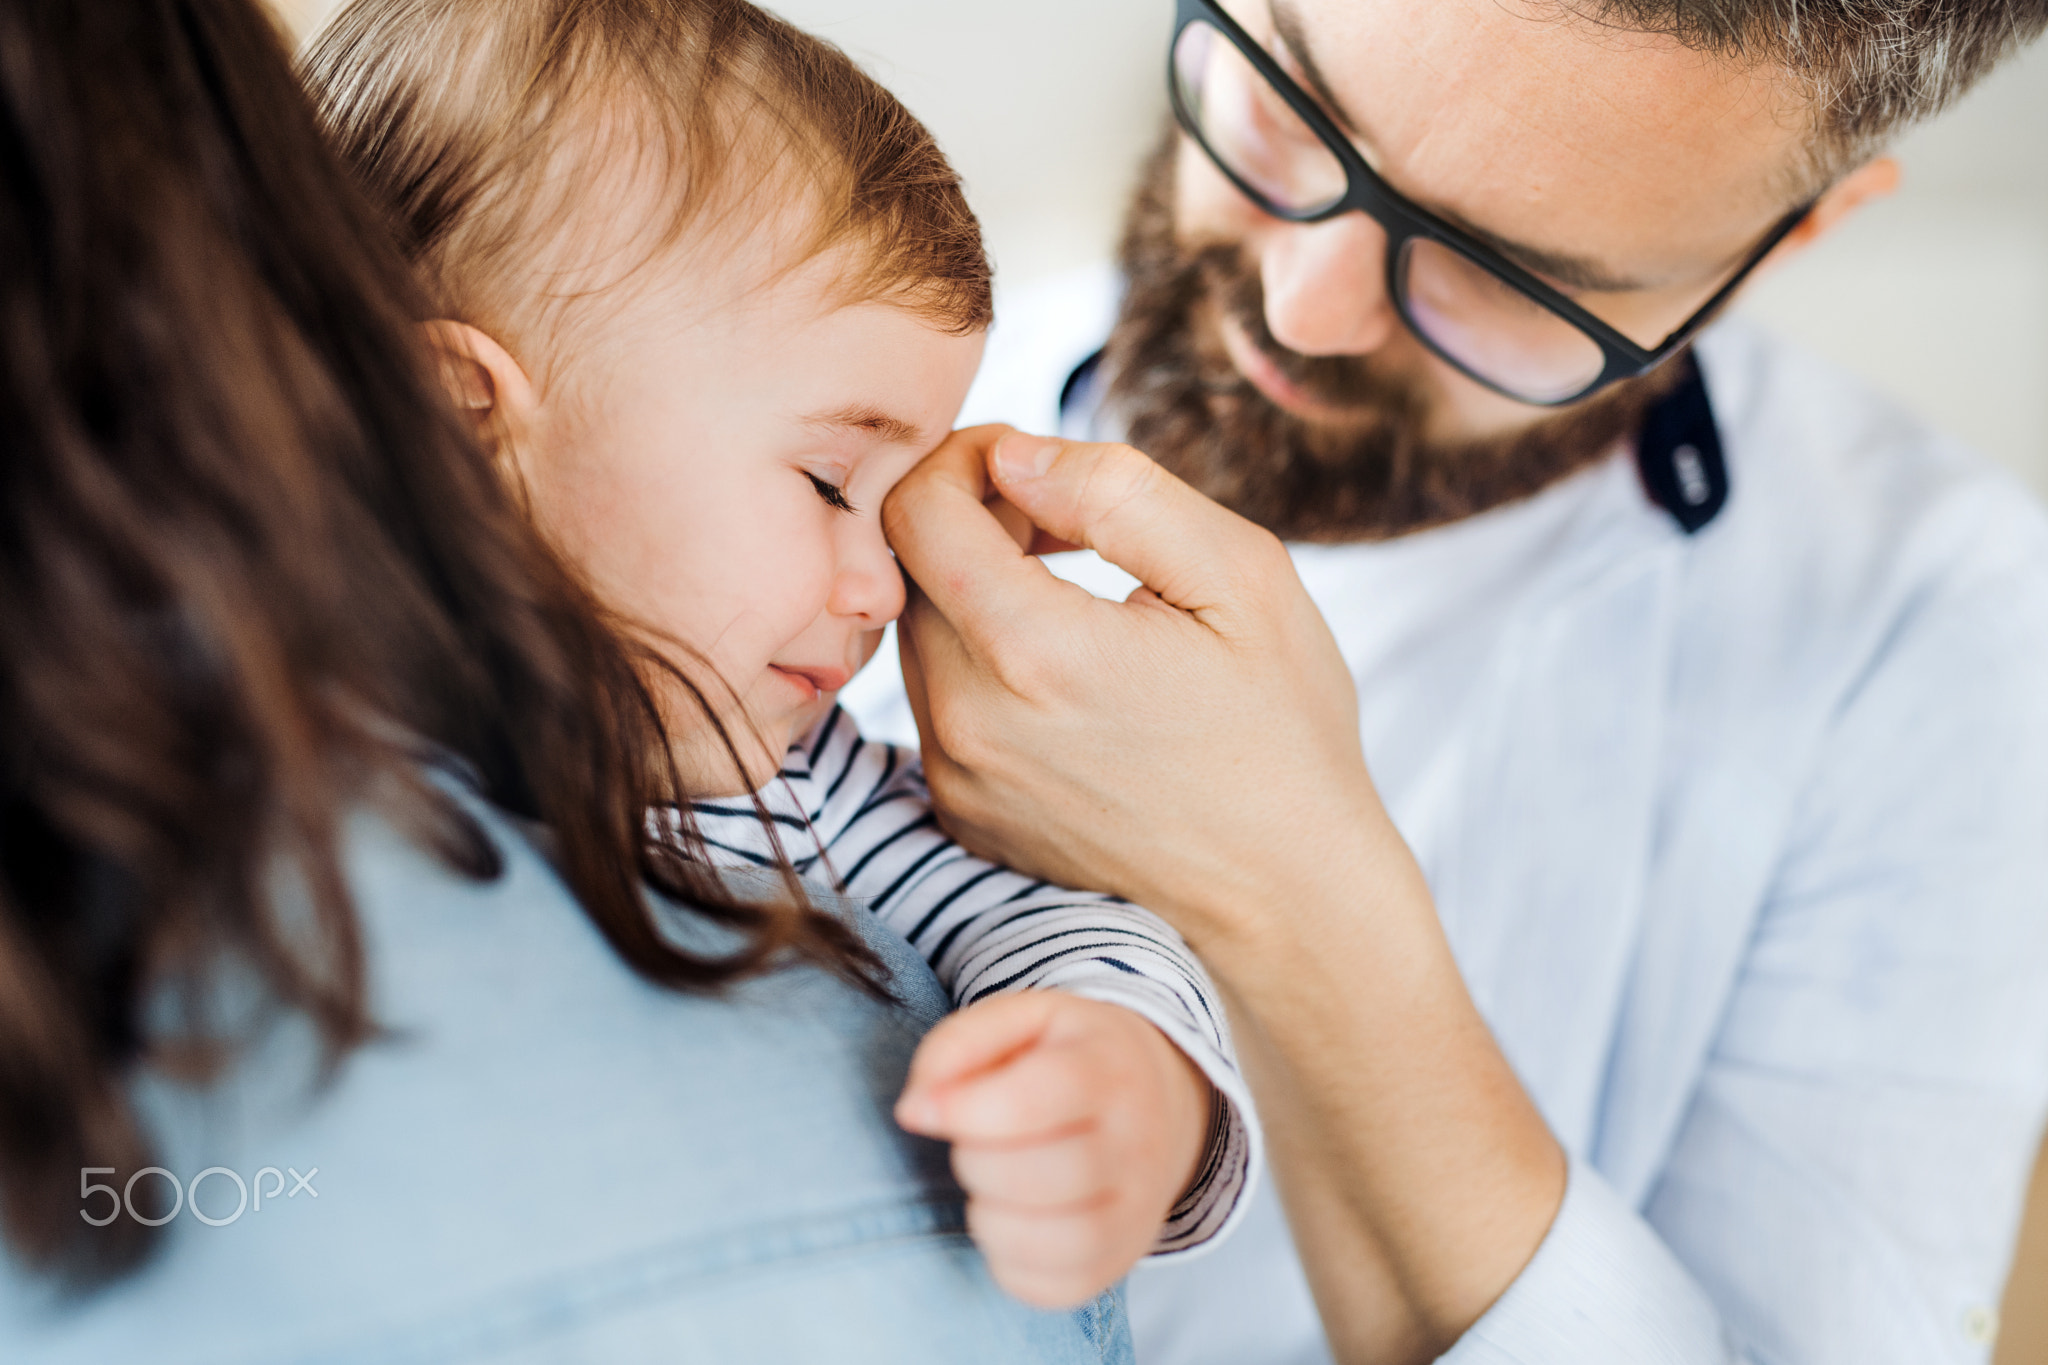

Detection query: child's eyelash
xmin=805 ymin=471 xmax=856 ymax=514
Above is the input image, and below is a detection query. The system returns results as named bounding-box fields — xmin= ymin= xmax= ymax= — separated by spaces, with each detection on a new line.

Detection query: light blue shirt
xmin=842 ymin=268 xmax=2048 ymax=1364
xmin=0 ymin=788 xmax=1131 ymax=1364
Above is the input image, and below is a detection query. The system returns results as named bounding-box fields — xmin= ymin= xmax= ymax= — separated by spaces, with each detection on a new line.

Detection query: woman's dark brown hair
xmin=0 ymin=0 xmax=878 ymax=1284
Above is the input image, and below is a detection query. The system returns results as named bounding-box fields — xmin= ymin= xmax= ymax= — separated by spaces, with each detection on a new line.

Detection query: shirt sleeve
xmin=694 ymin=707 xmax=1260 ymax=1259
xmin=1438 ymin=1159 xmax=1740 ymax=1365
xmin=1445 ymin=506 xmax=2048 ymax=1364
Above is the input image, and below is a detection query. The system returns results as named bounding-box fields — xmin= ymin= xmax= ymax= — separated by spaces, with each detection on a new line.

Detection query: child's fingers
xmin=896 ymin=992 xmax=1061 ymax=1133
xmin=967 ymin=1201 xmax=1132 ymax=1310
xmin=906 ymin=1040 xmax=1102 ymax=1145
xmin=951 ymin=1130 xmax=1115 ymax=1214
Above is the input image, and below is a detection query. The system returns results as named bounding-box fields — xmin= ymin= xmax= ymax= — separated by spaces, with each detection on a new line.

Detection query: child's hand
xmin=894 ymin=990 xmax=1213 ymax=1308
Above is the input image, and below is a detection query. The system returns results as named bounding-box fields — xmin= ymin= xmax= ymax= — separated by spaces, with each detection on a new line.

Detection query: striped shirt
xmin=683 ymin=705 xmax=1257 ymax=1258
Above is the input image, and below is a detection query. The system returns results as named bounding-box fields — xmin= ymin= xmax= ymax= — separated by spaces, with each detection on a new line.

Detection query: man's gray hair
xmin=1589 ymin=0 xmax=2048 ymax=187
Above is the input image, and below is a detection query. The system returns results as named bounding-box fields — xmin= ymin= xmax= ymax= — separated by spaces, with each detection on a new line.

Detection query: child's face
xmin=507 ymin=257 xmax=984 ymax=793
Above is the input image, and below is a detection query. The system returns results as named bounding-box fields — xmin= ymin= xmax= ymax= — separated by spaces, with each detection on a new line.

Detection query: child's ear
xmin=421 ymin=320 xmax=536 ymax=468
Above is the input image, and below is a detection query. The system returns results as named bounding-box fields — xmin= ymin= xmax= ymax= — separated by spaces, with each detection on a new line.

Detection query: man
xmin=846 ymin=0 xmax=2048 ymax=1361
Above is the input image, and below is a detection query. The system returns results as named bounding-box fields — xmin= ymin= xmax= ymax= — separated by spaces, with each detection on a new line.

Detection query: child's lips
xmin=769 ymin=664 xmax=851 ymax=699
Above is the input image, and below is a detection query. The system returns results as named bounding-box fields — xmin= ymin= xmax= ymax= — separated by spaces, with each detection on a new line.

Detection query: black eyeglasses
xmin=1168 ymin=0 xmax=1811 ymax=406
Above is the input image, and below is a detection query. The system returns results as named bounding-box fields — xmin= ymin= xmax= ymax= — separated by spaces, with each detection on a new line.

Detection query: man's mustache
xmin=1195 ymin=245 xmax=1424 ymax=423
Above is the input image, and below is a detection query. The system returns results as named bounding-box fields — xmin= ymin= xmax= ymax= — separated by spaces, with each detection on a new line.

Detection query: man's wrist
xmin=1153 ymin=806 xmax=1431 ymax=985
xmin=1145 ymin=813 xmax=1567 ymax=1362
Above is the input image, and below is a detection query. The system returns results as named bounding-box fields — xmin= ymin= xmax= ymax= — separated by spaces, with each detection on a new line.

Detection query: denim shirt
xmin=0 ymin=790 xmax=1130 ymax=1364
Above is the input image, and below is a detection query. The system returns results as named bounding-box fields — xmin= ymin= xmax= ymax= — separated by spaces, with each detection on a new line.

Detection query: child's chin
xmin=783 ymin=694 xmax=837 ymax=744
xmin=667 ymin=720 xmax=788 ymax=798
xmin=711 ymin=702 xmax=828 ymax=793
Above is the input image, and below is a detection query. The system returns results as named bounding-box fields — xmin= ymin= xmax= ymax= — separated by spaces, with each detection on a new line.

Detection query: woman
xmin=0 ymin=1 xmax=1123 ymax=1360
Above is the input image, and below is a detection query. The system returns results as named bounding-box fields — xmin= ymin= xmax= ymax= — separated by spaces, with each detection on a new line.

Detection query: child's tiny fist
xmin=895 ymin=990 xmax=1214 ymax=1308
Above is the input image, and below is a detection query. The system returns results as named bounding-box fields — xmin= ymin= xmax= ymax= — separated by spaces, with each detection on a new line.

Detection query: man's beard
xmin=1101 ymin=133 xmax=1686 ymax=542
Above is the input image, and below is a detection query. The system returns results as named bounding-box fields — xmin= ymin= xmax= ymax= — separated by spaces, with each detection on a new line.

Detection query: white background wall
xmin=279 ymin=0 xmax=2048 ymax=495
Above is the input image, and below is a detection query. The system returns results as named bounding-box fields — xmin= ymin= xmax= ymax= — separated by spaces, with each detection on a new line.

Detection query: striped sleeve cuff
xmin=1438 ymin=1158 xmax=1738 ymax=1365
xmin=1021 ymin=966 xmax=1262 ymax=1261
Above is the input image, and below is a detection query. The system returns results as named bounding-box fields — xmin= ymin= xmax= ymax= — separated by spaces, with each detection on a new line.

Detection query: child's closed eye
xmin=805 ymin=470 xmax=856 ymax=514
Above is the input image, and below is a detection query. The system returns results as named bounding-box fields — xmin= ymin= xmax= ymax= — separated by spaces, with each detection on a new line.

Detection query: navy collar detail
xmin=1634 ymin=353 xmax=1729 ymax=534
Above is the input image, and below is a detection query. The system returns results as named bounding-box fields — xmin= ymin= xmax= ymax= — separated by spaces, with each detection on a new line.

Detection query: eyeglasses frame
xmin=1168 ymin=0 xmax=1815 ymax=406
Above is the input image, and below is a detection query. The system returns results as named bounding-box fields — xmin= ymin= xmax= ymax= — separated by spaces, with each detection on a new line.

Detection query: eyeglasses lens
xmin=1175 ymin=17 xmax=1615 ymax=405
xmin=1172 ymin=20 xmax=1346 ymax=216
xmin=1398 ymin=238 xmax=1608 ymax=404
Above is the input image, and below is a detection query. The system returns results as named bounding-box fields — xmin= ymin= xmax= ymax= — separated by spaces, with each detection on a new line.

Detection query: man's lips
xmin=769 ymin=664 xmax=851 ymax=699
xmin=1216 ymin=312 xmax=1351 ymax=422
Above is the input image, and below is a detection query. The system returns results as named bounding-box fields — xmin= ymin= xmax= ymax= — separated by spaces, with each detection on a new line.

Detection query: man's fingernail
xmin=994 ymin=433 xmax=1058 ymax=484
xmin=896 ymin=1095 xmax=936 ymax=1131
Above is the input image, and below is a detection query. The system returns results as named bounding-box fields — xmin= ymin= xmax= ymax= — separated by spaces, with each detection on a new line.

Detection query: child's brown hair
xmin=303 ymin=0 xmax=991 ymax=370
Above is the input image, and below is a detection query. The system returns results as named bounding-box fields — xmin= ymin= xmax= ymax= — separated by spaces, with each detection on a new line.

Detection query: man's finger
xmin=883 ymin=425 xmax=1094 ymax=640
xmin=984 ymin=431 xmax=1286 ymax=620
xmin=895 ymin=576 xmax=966 ymax=752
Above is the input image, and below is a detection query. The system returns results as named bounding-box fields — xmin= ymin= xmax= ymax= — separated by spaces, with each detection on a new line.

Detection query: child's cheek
xmin=798 ymin=543 xmax=843 ymax=631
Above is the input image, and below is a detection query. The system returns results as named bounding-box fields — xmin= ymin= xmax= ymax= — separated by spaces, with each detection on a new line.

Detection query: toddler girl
xmin=303 ymin=0 xmax=1255 ymax=1308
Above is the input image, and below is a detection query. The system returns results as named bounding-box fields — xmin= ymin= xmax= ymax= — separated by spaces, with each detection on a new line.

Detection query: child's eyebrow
xmin=803 ymin=404 xmax=922 ymax=446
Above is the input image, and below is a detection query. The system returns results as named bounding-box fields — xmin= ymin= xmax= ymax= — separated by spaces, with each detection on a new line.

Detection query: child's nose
xmin=828 ymin=521 xmax=906 ymax=625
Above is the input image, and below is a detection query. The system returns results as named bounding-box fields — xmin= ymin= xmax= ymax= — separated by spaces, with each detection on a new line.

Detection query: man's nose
xmin=1259 ymin=213 xmax=1400 ymax=357
xmin=828 ymin=519 xmax=906 ymax=626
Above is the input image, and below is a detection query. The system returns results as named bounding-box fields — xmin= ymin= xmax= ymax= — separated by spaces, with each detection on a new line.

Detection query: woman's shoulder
xmin=0 ymin=794 xmax=1118 ymax=1364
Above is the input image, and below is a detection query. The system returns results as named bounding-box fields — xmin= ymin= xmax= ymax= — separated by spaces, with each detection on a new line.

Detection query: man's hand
xmin=895 ymin=991 xmax=1213 ymax=1308
xmin=882 ymin=427 xmax=1566 ymax=1365
xmin=881 ymin=425 xmax=1381 ymax=949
